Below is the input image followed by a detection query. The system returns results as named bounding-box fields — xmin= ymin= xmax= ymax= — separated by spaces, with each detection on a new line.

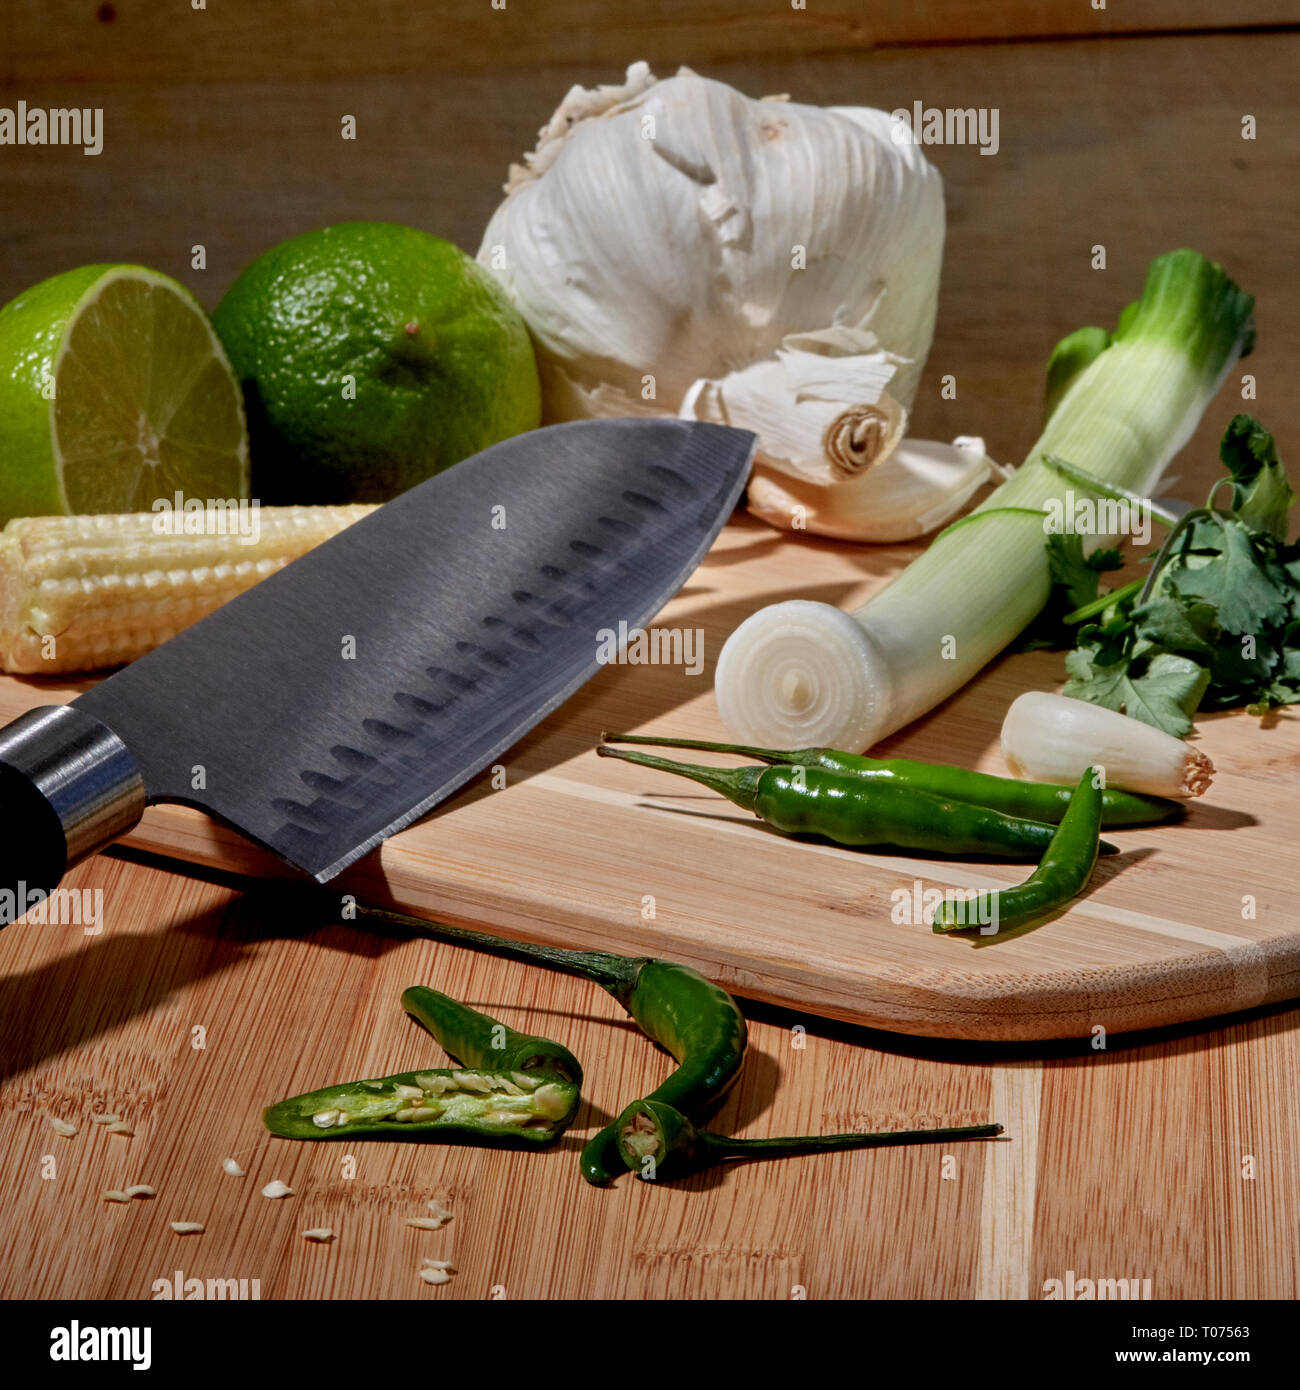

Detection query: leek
xmin=715 ymin=250 xmax=1255 ymax=751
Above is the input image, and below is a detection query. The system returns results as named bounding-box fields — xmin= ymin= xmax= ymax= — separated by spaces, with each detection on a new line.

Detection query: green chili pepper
xmin=264 ymin=982 xmax=583 ymax=1145
xmin=602 ymin=732 xmax=1177 ymax=828
xmin=263 ymin=1065 xmax=578 ymax=1145
xmin=615 ymin=1098 xmax=1003 ymax=1182
xmin=578 ymin=958 xmax=747 ymax=1185
xmin=401 ymin=984 xmax=582 ymax=1083
xmin=932 ymin=767 xmax=1105 ymax=935
xmin=354 ymin=909 xmax=746 ymax=1186
xmin=596 ymin=746 xmax=1118 ymax=860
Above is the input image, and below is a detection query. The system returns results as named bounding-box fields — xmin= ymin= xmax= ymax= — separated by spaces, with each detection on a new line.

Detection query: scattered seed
xmin=426 ymin=1199 xmax=452 ymax=1226
xmin=124 ymin=1184 xmax=156 ymax=1199
xmin=420 ymin=1257 xmax=456 ymax=1271
xmin=303 ymin=1228 xmax=335 ymax=1242
xmin=49 ymin=1117 xmax=77 ymax=1138
xmin=221 ymin=1158 xmax=245 ymax=1178
xmin=418 ymin=1266 xmax=451 ymax=1286
xmin=105 ymin=1122 xmax=134 ymax=1137
xmin=261 ymin=1179 xmax=293 ymax=1199
xmin=89 ymin=1113 xmax=120 ymax=1126
xmin=404 ymin=1217 xmax=446 ymax=1231
xmin=102 ymin=1190 xmax=130 ymax=1203
xmin=169 ymin=1221 xmax=204 ymax=1235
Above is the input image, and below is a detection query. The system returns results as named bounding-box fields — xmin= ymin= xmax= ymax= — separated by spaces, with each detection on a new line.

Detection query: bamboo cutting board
xmin=2 ymin=513 xmax=1296 ymax=1042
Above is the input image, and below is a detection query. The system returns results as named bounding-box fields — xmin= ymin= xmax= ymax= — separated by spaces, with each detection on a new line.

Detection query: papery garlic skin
xmin=478 ymin=62 xmax=947 ymax=532
xmin=1001 ymin=692 xmax=1215 ymax=798
xmin=745 ymin=437 xmax=995 ymax=541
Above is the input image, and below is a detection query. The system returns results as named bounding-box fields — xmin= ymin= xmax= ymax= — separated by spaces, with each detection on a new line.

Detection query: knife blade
xmin=0 ymin=418 xmax=754 ymax=900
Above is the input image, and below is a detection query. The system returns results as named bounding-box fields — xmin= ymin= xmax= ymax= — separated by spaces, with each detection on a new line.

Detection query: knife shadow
xmin=0 ymin=882 xmax=246 ymax=1084
xmin=0 ymin=868 xmax=412 ymax=1083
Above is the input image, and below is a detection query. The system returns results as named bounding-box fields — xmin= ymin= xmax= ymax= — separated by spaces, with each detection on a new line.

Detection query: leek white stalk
xmin=715 ymin=251 xmax=1255 ymax=750
xmin=1001 ymin=692 xmax=1214 ymax=797
xmin=477 ymin=63 xmax=980 ymax=540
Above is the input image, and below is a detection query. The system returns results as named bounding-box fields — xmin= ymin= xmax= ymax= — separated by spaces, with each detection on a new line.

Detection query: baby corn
xmin=0 ymin=504 xmax=375 ymax=674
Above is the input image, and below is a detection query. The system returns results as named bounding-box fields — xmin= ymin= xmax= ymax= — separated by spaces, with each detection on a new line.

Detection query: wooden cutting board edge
xmin=104 ymin=802 xmax=1300 ymax=1043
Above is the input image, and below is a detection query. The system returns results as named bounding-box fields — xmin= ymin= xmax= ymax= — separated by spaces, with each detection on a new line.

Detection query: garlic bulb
xmin=1001 ymin=692 xmax=1215 ymax=798
xmin=478 ymin=63 xmax=975 ymax=540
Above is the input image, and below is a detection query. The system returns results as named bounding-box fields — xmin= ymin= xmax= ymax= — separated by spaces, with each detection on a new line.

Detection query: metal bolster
xmin=0 ymin=705 xmax=146 ymax=866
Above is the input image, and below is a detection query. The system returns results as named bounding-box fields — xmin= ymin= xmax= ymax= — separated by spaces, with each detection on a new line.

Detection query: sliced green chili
xmin=355 ymin=908 xmax=746 ymax=1186
xmin=597 ymin=746 xmax=1119 ymax=859
xmin=932 ymin=767 xmax=1105 ymax=935
xmin=401 ymin=984 xmax=582 ymax=1083
xmin=601 ymin=732 xmax=1176 ymax=828
xmin=263 ymin=1065 xmax=578 ymax=1145
xmin=578 ymin=959 xmax=747 ymax=1185
xmin=264 ymin=981 xmax=583 ymax=1145
xmin=615 ymin=1098 xmax=1003 ymax=1182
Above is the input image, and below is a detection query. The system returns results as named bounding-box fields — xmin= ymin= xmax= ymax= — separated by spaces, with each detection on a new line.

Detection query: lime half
xmin=0 ymin=264 xmax=248 ymax=524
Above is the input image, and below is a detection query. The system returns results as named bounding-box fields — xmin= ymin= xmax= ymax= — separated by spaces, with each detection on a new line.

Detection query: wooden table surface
xmin=4 ymin=2 xmax=1300 ymax=1300
xmin=3 ymin=852 xmax=1298 ymax=1299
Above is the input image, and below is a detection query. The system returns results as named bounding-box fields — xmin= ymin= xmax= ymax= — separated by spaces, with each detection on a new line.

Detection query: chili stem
xmin=603 ymin=730 xmax=793 ymax=764
xmin=355 ymin=905 xmax=642 ymax=1000
xmin=707 ymin=1122 xmax=1003 ymax=1163
xmin=594 ymin=744 xmax=764 ymax=809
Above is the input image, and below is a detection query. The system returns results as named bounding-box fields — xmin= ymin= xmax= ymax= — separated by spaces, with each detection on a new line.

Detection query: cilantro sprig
xmin=1041 ymin=416 xmax=1300 ymax=736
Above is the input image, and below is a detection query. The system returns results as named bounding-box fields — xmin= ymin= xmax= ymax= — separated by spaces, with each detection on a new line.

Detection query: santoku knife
xmin=0 ymin=418 xmax=753 ymax=905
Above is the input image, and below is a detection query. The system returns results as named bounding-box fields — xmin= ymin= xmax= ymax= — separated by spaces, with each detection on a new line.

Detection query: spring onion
xmin=715 ymin=250 xmax=1256 ymax=750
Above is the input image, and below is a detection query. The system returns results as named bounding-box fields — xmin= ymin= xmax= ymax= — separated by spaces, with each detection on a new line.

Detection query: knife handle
xmin=0 ymin=706 xmax=146 ymax=915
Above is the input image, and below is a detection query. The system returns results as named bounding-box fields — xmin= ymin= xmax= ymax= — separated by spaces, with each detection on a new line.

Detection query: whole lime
xmin=212 ymin=222 xmax=541 ymax=504
xmin=0 ymin=264 xmax=247 ymax=525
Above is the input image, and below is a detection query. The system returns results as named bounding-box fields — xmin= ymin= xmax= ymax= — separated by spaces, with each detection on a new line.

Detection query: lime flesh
xmin=0 ymin=265 xmax=248 ymax=524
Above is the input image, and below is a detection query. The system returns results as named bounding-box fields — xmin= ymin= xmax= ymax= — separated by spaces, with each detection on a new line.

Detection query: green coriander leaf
xmin=1131 ymin=595 xmax=1220 ymax=657
xmin=1014 ymin=533 xmax=1125 ymax=652
xmin=1165 ymin=519 xmax=1291 ymax=635
xmin=1219 ymin=414 xmax=1295 ymax=540
xmin=1064 ymin=648 xmax=1209 ymax=737
xmin=1206 ymin=631 xmax=1277 ymax=700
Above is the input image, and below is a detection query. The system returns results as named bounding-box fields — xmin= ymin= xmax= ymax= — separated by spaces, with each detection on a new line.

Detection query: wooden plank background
xmin=2 ymin=29 xmax=1297 ymax=476
xmin=8 ymin=1 xmax=1299 ymax=84
xmin=3 ymin=5 xmax=1300 ymax=1299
